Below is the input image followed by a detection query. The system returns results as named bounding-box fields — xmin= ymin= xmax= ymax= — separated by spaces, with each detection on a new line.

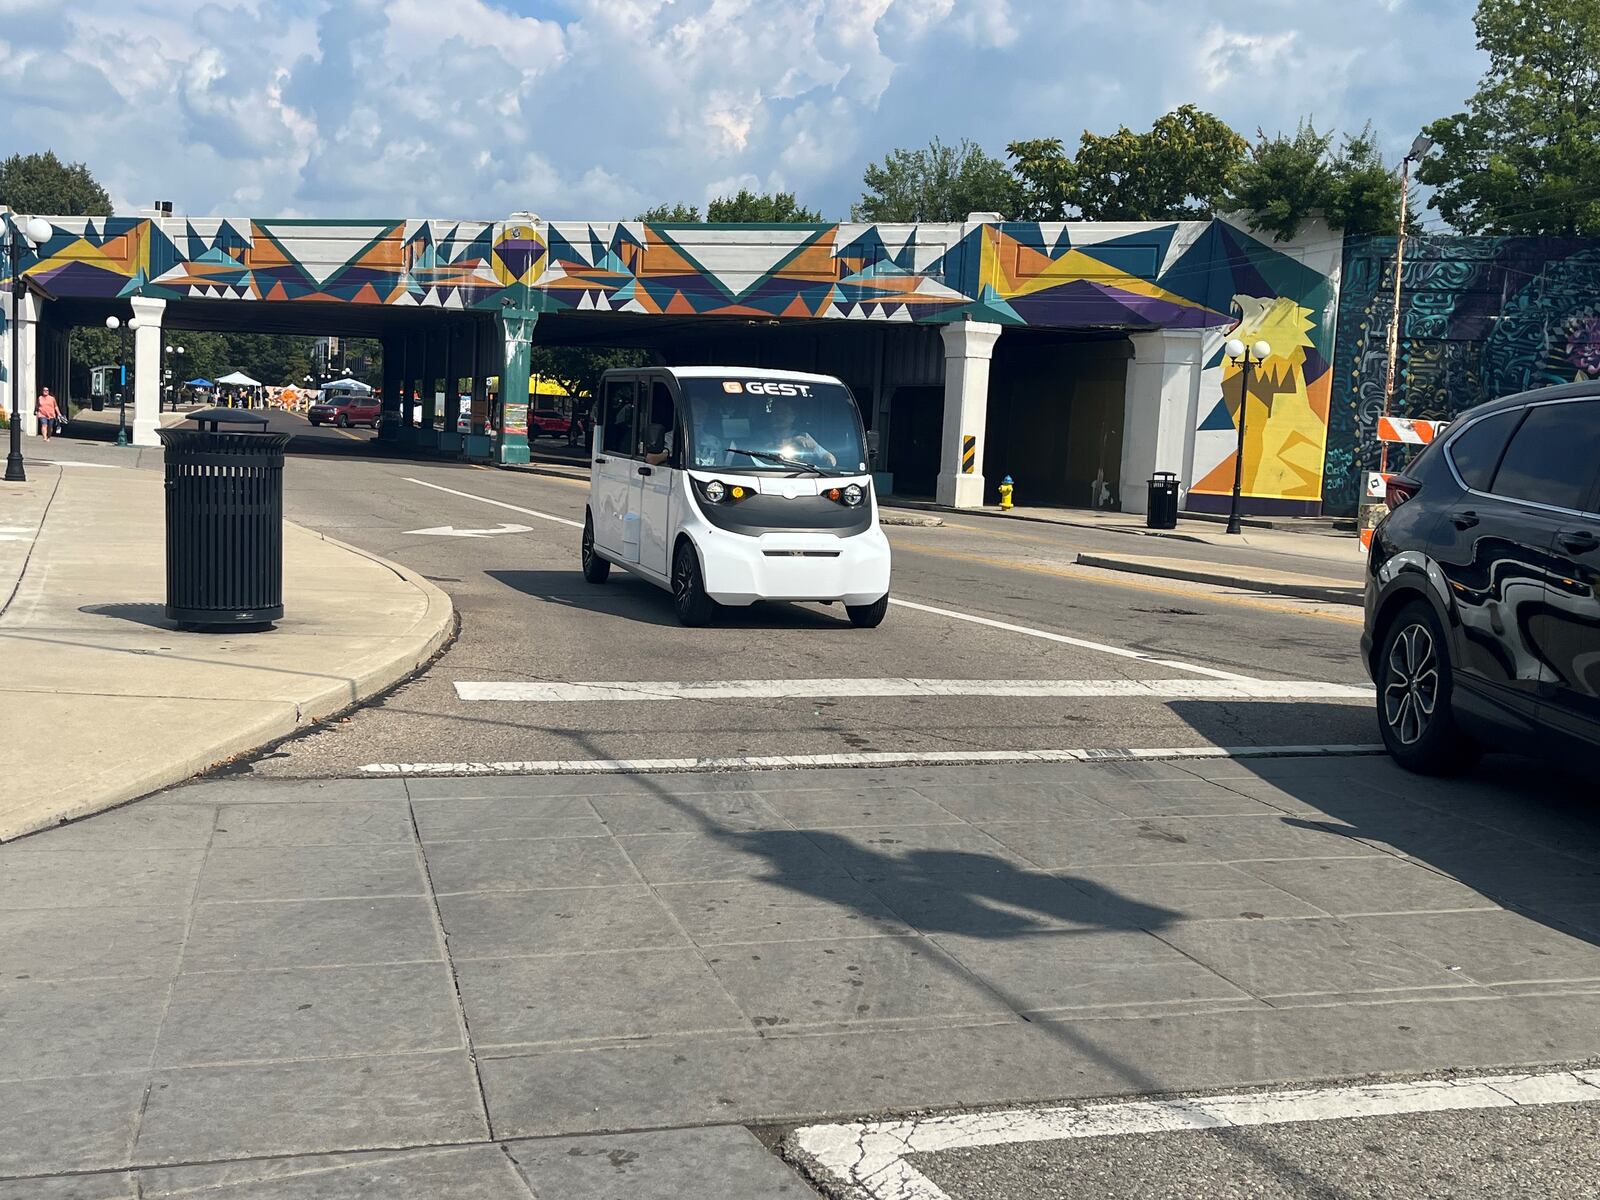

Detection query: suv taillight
xmin=1384 ymin=474 xmax=1421 ymax=512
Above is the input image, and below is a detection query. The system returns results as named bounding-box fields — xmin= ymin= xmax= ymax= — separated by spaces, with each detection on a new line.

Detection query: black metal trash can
xmin=157 ymin=408 xmax=290 ymax=626
xmin=1146 ymin=472 xmax=1180 ymax=530
xmin=91 ymin=395 xmax=105 ymax=412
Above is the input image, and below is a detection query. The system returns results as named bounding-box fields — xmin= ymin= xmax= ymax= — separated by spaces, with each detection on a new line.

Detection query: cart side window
xmin=645 ymin=381 xmax=678 ymax=464
xmin=602 ymin=380 xmax=637 ymax=456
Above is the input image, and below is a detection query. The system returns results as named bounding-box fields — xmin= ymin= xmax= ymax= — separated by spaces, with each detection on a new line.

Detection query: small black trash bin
xmin=91 ymin=395 xmax=105 ymax=412
xmin=1146 ymin=471 xmax=1180 ymax=530
xmin=157 ymin=408 xmax=291 ymax=626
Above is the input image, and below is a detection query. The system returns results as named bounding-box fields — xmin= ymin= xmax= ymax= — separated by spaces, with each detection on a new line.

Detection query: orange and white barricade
xmin=1376 ymin=416 xmax=1444 ymax=445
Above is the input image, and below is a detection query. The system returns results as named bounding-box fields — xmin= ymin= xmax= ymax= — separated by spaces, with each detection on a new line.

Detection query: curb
xmin=0 ymin=525 xmax=455 ymax=842
xmin=1075 ymin=553 xmax=1364 ymax=607
xmin=880 ymin=501 xmax=1212 ymax=544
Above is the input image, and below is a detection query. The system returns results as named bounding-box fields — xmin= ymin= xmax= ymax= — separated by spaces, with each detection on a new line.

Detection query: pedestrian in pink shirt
xmin=35 ymin=387 xmax=60 ymax=440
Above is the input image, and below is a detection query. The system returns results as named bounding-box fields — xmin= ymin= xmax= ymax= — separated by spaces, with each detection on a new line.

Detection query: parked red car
xmin=529 ymin=408 xmax=571 ymax=439
xmin=308 ymin=393 xmax=381 ymax=429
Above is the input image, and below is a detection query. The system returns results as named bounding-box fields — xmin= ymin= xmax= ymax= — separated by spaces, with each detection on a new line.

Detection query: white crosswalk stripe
xmin=452 ymin=677 xmax=1372 ymax=703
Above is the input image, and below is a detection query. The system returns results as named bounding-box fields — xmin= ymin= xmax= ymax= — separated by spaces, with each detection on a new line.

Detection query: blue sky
xmin=0 ymin=0 xmax=1482 ymax=223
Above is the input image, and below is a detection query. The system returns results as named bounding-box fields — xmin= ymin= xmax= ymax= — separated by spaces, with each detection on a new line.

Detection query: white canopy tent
xmin=213 ymin=370 xmax=266 ymax=409
xmin=320 ymin=377 xmax=374 ymax=393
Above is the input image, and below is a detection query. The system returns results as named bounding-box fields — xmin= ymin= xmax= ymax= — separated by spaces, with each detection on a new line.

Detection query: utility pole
xmin=1379 ymin=134 xmax=1434 ymax=476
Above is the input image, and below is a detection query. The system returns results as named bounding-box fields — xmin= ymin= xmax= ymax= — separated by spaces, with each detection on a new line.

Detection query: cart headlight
xmin=703 ymin=479 xmax=726 ymax=504
xmin=842 ymin=483 xmax=864 ymax=507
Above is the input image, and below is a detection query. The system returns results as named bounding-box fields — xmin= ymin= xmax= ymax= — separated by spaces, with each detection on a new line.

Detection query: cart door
xmin=637 ymin=377 xmax=680 ymax=579
xmin=594 ymin=378 xmax=641 ymax=562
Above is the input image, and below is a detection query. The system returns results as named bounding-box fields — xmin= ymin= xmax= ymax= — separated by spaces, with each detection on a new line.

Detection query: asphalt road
xmin=908 ymin=1094 xmax=1600 ymax=1200
xmin=203 ymin=413 xmax=1383 ymax=778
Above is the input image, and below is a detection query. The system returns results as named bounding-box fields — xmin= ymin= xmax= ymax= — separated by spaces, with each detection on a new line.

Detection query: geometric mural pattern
xmin=4 ymin=210 xmax=1340 ymax=509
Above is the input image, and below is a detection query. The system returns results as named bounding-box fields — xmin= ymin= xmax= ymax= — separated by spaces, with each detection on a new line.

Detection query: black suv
xmin=1363 ymin=382 xmax=1600 ymax=773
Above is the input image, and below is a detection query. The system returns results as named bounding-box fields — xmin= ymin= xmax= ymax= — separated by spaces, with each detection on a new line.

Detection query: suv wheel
xmin=846 ymin=593 xmax=889 ymax=628
xmin=581 ymin=514 xmax=610 ymax=584
xmin=1377 ymin=601 xmax=1479 ymax=774
xmin=672 ymin=542 xmax=717 ymax=627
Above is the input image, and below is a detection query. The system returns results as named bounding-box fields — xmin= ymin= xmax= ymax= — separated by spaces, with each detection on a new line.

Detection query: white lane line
xmin=790 ymin=1069 xmax=1600 ymax=1200
xmin=402 ymin=476 xmax=583 ymax=528
xmin=889 ymin=598 xmax=1254 ymax=681
xmin=453 ymin=678 xmax=1373 ymax=703
xmin=359 ymin=744 xmax=1384 ymax=776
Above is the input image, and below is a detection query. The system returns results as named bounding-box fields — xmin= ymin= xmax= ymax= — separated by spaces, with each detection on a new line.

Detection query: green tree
xmin=1010 ymin=105 xmax=1247 ymax=221
xmin=706 ymin=189 xmax=822 ymax=222
xmin=1007 ymin=138 xmax=1076 ymax=222
xmin=1419 ymin=0 xmax=1600 ymax=235
xmin=0 ymin=150 xmax=112 ymax=217
xmin=1228 ymin=121 xmax=1409 ymax=241
xmin=853 ymin=137 xmax=1016 ymax=222
xmin=638 ymin=202 xmax=702 ymax=222
xmin=640 ymin=191 xmax=822 ymax=224
xmin=529 ymin=345 xmax=651 ymax=418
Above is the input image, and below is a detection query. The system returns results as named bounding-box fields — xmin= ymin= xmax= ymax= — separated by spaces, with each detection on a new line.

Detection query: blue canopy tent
xmin=185 ymin=378 xmax=213 ymax=387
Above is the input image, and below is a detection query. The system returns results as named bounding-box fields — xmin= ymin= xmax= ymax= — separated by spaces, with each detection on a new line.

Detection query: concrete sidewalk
xmin=0 ymin=464 xmax=453 ymax=840
xmin=886 ymin=500 xmax=1362 ymax=568
xmin=2 ymin=753 xmax=1597 ymax=1194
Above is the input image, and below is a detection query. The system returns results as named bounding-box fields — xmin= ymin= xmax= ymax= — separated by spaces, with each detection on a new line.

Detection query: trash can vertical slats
xmin=157 ymin=409 xmax=290 ymax=626
xmin=1146 ymin=472 xmax=1180 ymax=530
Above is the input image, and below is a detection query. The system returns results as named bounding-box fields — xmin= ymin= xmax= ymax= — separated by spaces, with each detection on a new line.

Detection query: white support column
xmin=4 ymin=291 xmax=40 ymax=436
xmin=130 ymin=296 xmax=166 ymax=446
xmin=936 ymin=319 xmax=1001 ymax=508
xmin=1118 ymin=328 xmax=1205 ymax=514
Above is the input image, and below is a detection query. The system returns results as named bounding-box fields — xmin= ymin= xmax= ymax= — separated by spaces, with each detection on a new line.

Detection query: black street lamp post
xmin=5 ymin=216 xmax=53 ymax=484
xmin=106 ymin=314 xmax=138 ymax=447
xmin=1223 ymin=337 xmax=1273 ymax=535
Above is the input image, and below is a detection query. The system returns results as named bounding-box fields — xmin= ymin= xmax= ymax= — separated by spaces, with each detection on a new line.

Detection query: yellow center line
xmin=890 ymin=539 xmax=1364 ymax=627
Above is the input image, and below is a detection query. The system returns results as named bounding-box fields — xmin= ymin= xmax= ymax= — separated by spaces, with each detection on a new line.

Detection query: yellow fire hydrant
xmin=998 ymin=475 xmax=1015 ymax=510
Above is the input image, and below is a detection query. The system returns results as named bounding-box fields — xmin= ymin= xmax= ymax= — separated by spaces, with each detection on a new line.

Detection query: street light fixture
xmin=107 ymin=314 xmax=139 ymax=447
xmin=1378 ymin=133 xmax=1437 ymax=478
xmin=1223 ymin=337 xmax=1273 ymax=535
xmin=165 ymin=343 xmax=185 ymax=411
xmin=5 ymin=215 xmax=54 ymax=484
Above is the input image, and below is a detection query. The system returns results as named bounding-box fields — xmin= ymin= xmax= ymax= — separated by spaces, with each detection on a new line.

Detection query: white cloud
xmin=0 ymin=0 xmax=1487 ymax=222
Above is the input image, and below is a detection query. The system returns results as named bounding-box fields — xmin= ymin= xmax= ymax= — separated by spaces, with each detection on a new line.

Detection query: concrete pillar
xmin=441 ymin=324 xmax=463 ymax=453
xmin=936 ymin=320 xmax=1001 ymax=508
xmin=3 ymin=291 xmax=39 ymax=436
xmin=130 ymin=296 xmax=166 ymax=446
xmin=420 ymin=329 xmax=440 ymax=437
xmin=495 ymin=306 xmax=535 ymax=465
xmin=379 ymin=336 xmax=402 ymax=440
xmin=1118 ymin=329 xmax=1205 ymax=515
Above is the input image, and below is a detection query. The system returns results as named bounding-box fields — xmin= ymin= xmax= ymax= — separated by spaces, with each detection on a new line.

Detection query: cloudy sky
xmin=0 ymin=0 xmax=1481 ymax=223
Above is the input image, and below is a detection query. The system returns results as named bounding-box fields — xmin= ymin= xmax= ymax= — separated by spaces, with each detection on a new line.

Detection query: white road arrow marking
xmin=404 ymin=522 xmax=534 ymax=538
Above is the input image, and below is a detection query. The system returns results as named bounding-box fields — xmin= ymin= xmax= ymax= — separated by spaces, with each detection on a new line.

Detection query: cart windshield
xmin=680 ymin=377 xmax=868 ymax=474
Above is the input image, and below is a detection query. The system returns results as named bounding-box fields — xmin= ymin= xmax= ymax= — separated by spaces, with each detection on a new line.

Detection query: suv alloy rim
xmin=1384 ymin=622 xmax=1439 ymax=746
xmin=674 ymin=552 xmax=692 ymax=603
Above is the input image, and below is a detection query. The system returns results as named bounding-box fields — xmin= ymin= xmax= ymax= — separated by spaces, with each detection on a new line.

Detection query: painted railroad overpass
xmin=2 ymin=210 xmax=1341 ymax=514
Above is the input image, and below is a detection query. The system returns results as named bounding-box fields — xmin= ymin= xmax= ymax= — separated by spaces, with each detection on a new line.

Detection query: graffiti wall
xmin=531 ymin=217 xmax=1343 ymax=512
xmin=1326 ymin=234 xmax=1600 ymax=514
xmin=6 ymin=208 xmax=1342 ymax=512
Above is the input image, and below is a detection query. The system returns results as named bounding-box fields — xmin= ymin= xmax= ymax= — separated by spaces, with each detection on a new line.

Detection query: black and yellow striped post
xmin=961 ymin=434 xmax=976 ymax=474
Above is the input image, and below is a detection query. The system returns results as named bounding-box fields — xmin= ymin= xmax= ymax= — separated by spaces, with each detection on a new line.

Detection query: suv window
xmin=1490 ymin=399 xmax=1600 ymax=512
xmin=1447 ymin=408 xmax=1520 ymax=492
xmin=602 ymin=381 xmax=636 ymax=456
